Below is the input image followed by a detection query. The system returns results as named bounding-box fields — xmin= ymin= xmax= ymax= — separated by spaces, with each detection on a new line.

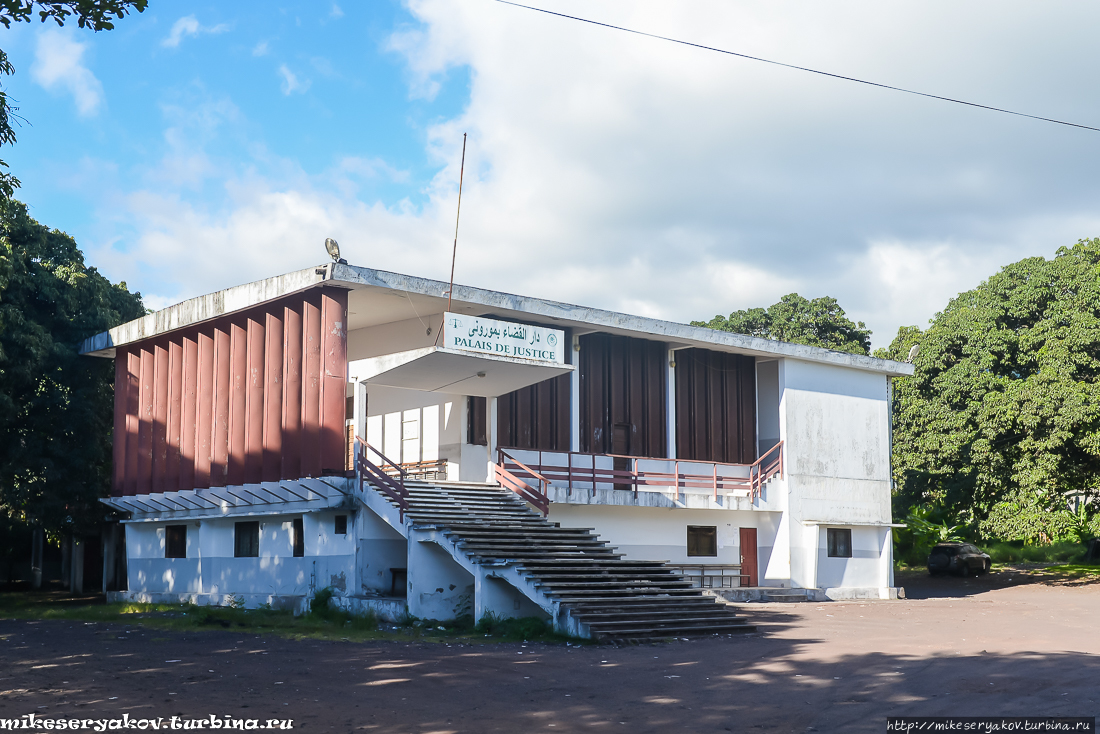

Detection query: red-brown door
xmin=739 ymin=527 xmax=758 ymax=587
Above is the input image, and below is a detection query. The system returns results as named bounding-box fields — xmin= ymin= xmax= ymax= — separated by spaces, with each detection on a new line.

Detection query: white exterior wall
xmin=548 ymin=505 xmax=783 ymax=585
xmin=778 ymin=358 xmax=894 ymax=593
xmin=124 ymin=510 xmax=356 ymax=600
xmin=814 ymin=525 xmax=892 ymax=590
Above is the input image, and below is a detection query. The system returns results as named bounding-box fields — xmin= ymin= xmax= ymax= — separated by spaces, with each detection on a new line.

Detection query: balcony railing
xmin=496 ymin=441 xmax=783 ymax=503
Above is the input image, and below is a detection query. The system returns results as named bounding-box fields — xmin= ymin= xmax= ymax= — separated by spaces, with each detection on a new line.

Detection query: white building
xmin=80 ymin=262 xmax=912 ymax=637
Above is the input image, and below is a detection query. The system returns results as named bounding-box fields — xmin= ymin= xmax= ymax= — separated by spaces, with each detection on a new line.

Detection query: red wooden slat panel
xmin=227 ymin=320 xmax=248 ymax=486
xmin=320 ymin=288 xmax=348 ymax=475
xmin=136 ymin=346 xmax=154 ymax=495
xmin=262 ymin=310 xmax=284 ymax=482
xmin=165 ymin=340 xmax=183 ymax=490
xmin=152 ymin=343 xmax=169 ymax=493
xmin=112 ymin=350 xmax=127 ymax=497
xmin=179 ymin=335 xmax=198 ymax=490
xmin=282 ymin=304 xmax=303 ymax=480
xmin=194 ymin=332 xmax=215 ymax=489
xmin=300 ymin=295 xmax=322 ymax=478
xmin=211 ymin=326 xmax=231 ymax=487
xmin=244 ymin=316 xmax=266 ymax=484
xmin=124 ymin=349 xmax=141 ymax=496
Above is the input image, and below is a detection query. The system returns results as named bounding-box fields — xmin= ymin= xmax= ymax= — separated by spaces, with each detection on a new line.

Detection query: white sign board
xmin=443 ymin=312 xmax=565 ymax=364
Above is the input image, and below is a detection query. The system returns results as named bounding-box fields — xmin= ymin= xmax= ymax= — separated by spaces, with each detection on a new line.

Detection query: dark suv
xmin=927 ymin=542 xmax=991 ymax=577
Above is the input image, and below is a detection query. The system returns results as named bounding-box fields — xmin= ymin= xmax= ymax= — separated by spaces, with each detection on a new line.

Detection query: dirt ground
xmin=2 ymin=569 xmax=1098 ymax=733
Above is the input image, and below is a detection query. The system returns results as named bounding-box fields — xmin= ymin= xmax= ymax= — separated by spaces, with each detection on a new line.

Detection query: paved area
xmin=1 ymin=570 xmax=1097 ymax=732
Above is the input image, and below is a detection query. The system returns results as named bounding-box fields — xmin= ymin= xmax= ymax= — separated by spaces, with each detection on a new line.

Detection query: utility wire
xmin=493 ymin=0 xmax=1100 ymax=134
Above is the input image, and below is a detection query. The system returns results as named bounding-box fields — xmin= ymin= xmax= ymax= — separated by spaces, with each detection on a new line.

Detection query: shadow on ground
xmin=897 ymin=566 xmax=1100 ymax=600
xmin=1 ymin=602 xmax=1098 ymax=733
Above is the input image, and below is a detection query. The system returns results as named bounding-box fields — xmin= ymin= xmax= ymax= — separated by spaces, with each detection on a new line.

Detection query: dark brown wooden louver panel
xmin=111 ymin=287 xmax=348 ymax=496
xmin=579 ymin=333 xmax=666 ymax=457
xmin=468 ymin=396 xmax=487 ymax=446
xmin=675 ymin=348 xmax=756 ymax=464
xmin=497 ymin=371 xmax=571 ymax=451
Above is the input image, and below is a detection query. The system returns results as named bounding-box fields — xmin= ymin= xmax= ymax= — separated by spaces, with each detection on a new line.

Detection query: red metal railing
xmin=497 ymin=441 xmax=783 ymax=503
xmin=495 ymin=449 xmax=551 ymax=516
xmin=355 ymin=437 xmax=410 ymax=520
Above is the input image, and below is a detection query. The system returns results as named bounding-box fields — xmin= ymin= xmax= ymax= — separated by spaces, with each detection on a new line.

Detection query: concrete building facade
xmin=80 ymin=262 xmax=912 ymax=627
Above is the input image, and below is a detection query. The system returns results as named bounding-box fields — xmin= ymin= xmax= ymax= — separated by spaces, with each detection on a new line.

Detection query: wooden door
xmin=739 ymin=527 xmax=758 ymax=587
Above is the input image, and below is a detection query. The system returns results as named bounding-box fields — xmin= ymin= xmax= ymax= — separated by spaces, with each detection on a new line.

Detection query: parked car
xmin=927 ymin=542 xmax=991 ymax=577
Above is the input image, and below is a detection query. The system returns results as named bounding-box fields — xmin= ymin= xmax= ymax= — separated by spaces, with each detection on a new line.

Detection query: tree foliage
xmin=0 ymin=199 xmax=144 ymax=534
xmin=0 ymin=1 xmax=147 ymax=197
xmin=692 ymin=293 xmax=872 ymax=355
xmin=883 ymin=239 xmax=1100 ymax=537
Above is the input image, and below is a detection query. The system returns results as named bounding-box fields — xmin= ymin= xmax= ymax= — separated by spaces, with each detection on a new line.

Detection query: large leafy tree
xmin=881 ymin=239 xmax=1100 ymax=541
xmin=692 ymin=293 xmax=872 ymax=355
xmin=0 ymin=1 xmax=147 ymax=196
xmin=0 ymin=199 xmax=144 ymax=534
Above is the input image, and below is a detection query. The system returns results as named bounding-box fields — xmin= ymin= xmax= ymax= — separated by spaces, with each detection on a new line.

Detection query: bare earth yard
xmin=2 ymin=570 xmax=1098 ymax=733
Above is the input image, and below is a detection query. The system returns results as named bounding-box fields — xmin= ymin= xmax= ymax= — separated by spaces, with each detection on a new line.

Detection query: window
xmin=334 ymin=515 xmax=348 ymax=535
xmin=165 ymin=525 xmax=187 ymax=559
xmin=292 ymin=518 xmax=304 ymax=558
xmin=827 ymin=528 xmax=852 ymax=558
xmin=234 ymin=521 xmax=259 ymax=558
xmin=687 ymin=526 xmax=717 ymax=557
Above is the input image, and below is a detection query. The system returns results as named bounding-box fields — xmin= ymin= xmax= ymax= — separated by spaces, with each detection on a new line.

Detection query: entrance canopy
xmin=352 ymin=346 xmax=574 ymax=398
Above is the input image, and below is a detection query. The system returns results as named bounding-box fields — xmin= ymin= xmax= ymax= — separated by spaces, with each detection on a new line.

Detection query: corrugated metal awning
xmin=101 ymin=478 xmax=351 ymax=522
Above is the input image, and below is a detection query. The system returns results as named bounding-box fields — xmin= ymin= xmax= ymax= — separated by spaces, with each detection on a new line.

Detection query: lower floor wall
xmin=548 ymin=504 xmax=785 ymax=587
xmin=114 ymin=493 xmax=899 ymax=616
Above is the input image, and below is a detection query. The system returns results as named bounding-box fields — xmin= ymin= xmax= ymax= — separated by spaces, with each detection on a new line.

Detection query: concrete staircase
xmin=362 ymin=478 xmax=756 ymax=641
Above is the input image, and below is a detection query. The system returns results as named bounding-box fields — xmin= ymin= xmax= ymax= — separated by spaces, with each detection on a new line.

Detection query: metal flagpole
xmin=435 ymin=133 xmax=467 ymax=346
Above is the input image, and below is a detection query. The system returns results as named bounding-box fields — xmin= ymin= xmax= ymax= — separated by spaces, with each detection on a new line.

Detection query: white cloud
xmin=330 ymin=5 xmax=344 ymax=19
xmin=278 ymin=64 xmax=309 ymax=95
xmin=252 ymin=40 xmax=269 ymax=57
xmin=31 ymin=29 xmax=104 ymax=116
xmin=161 ymin=15 xmax=230 ymax=49
xmin=85 ymin=1 xmax=1100 ymax=349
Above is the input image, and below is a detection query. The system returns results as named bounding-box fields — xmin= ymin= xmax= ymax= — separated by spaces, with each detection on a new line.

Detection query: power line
xmin=492 ymin=0 xmax=1100 ymax=134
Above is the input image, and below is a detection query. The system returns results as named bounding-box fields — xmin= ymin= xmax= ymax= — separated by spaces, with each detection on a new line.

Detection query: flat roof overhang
xmin=351 ymin=347 xmax=574 ymax=397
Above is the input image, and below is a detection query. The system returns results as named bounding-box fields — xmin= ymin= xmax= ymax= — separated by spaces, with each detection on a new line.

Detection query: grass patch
xmin=1040 ymin=563 xmax=1100 ymax=578
xmin=985 ymin=541 xmax=1086 ymax=564
xmin=0 ymin=592 xmax=589 ymax=645
xmin=474 ymin=613 xmax=578 ymax=643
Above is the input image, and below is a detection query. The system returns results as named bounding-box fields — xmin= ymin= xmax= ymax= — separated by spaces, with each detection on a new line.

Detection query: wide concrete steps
xmin=364 ymin=478 xmax=756 ymax=641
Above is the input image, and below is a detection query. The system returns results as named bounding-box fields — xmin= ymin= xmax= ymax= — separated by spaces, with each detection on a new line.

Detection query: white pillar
xmin=666 ymin=347 xmax=677 ymax=459
xmin=354 ymin=381 xmax=367 ymax=440
xmin=570 ymin=335 xmax=581 ymax=452
xmin=487 ymin=396 xmax=499 ymax=480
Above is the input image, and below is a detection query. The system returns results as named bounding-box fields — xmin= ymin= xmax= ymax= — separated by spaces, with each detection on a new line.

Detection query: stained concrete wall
xmin=406 ymin=538 xmax=474 ymax=621
xmin=124 ymin=509 xmax=356 ymax=598
xmin=778 ymin=358 xmax=893 ymax=591
xmin=356 ymin=506 xmax=407 ymax=595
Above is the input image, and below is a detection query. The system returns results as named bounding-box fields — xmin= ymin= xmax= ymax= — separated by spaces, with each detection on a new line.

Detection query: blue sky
xmin=5 ymin=1 xmax=466 ymax=271
xmin=6 ymin=1 xmax=1100 ymax=346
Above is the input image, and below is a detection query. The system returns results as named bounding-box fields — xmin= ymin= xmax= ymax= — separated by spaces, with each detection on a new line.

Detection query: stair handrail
xmin=749 ymin=440 xmax=784 ymax=500
xmin=355 ymin=436 xmax=410 ymax=520
xmin=496 ymin=448 xmax=551 ymax=516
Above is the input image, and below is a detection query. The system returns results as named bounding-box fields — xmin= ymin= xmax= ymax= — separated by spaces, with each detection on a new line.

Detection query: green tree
xmin=0 ymin=1 xmax=147 ymax=196
xmin=693 ymin=293 xmax=872 ymax=355
xmin=0 ymin=198 xmax=145 ymax=534
xmin=886 ymin=239 xmax=1100 ymax=538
